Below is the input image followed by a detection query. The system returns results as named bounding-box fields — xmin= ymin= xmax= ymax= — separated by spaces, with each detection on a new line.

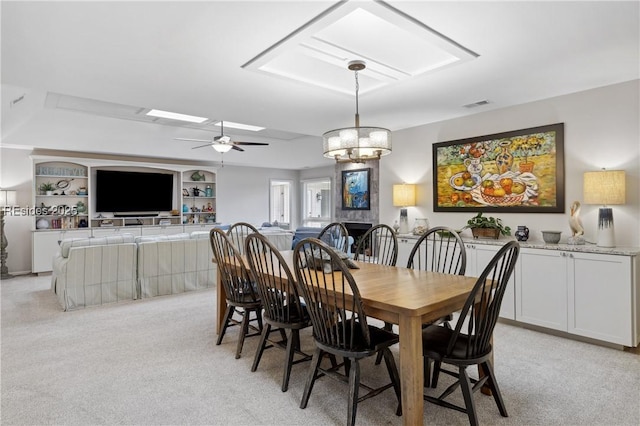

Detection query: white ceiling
xmin=1 ymin=1 xmax=638 ymax=169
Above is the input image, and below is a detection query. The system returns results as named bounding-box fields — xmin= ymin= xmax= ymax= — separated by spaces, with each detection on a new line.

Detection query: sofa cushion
xmin=134 ymin=233 xmax=191 ymax=244
xmin=190 ymin=231 xmax=210 ymax=240
xmin=60 ymin=233 xmax=136 ymax=258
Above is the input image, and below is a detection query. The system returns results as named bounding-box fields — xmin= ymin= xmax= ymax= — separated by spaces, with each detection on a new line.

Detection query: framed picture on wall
xmin=341 ymin=168 xmax=371 ymax=210
xmin=432 ymin=123 xmax=565 ymax=213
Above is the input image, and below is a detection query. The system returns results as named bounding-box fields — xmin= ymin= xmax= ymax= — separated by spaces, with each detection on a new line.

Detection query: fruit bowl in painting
xmin=480 ymin=192 xmax=525 ymax=206
xmin=449 ymin=172 xmax=481 ymax=191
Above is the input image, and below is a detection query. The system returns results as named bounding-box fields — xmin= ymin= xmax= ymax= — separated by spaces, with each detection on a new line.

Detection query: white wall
xmin=0 ymin=147 xmax=35 ymax=274
xmin=380 ymin=80 xmax=640 ymax=246
xmin=215 ymin=165 xmax=299 ymax=227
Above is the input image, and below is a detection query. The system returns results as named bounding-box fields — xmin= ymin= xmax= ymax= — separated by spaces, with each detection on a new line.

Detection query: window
xmin=301 ymin=178 xmax=331 ymax=228
xmin=270 ymin=180 xmax=291 ymax=227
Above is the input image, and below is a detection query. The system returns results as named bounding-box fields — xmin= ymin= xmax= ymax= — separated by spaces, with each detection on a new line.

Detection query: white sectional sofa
xmin=51 ymin=234 xmax=138 ymax=311
xmin=136 ymin=232 xmax=216 ymax=298
xmin=51 ymin=232 xmax=217 ymax=311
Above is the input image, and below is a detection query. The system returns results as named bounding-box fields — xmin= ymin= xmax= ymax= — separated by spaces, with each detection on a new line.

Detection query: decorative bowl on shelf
xmin=541 ymin=230 xmax=562 ymax=244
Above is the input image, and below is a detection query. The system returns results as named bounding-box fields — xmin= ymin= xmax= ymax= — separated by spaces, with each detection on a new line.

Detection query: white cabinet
xmin=516 ymin=248 xmax=568 ymax=330
xmin=568 ymin=251 xmax=634 ymax=346
xmin=141 ymin=226 xmax=186 ymax=236
xmin=32 ymin=229 xmax=91 ymax=273
xmin=92 ymin=227 xmax=141 ymax=238
xmin=396 ymin=235 xmax=417 ymax=268
xmin=465 ymin=242 xmax=515 ymax=320
xmin=517 ymin=247 xmax=638 ymax=346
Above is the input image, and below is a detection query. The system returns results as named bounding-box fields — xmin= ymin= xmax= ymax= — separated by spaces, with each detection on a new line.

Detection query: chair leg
xmin=481 ymin=361 xmax=508 ymax=417
xmin=459 ymin=367 xmax=479 ymax=426
xmin=216 ymin=304 xmax=234 ymax=345
xmin=300 ymin=348 xmax=323 ymax=409
xmin=235 ymin=308 xmax=251 ymax=359
xmin=347 ymin=359 xmax=360 ymax=426
xmin=282 ymin=329 xmax=298 ymax=392
xmin=255 ymin=308 xmax=264 ymax=331
xmin=251 ymin=323 xmax=271 ymax=372
xmin=431 ymin=360 xmax=442 ymax=388
xmin=424 ymin=357 xmax=433 ymax=388
xmin=382 ymin=348 xmax=402 ymax=416
xmin=374 ymin=322 xmax=394 ymax=365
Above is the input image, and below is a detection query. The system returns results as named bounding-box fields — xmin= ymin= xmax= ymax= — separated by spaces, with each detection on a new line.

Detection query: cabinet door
xmin=516 ymin=248 xmax=568 ymax=331
xmin=92 ymin=227 xmax=141 ymax=238
xmin=32 ymin=229 xmax=91 ymax=273
xmin=568 ymin=252 xmax=633 ymax=346
xmin=141 ymin=226 xmax=185 ymax=236
xmin=396 ymin=237 xmax=417 ymax=268
xmin=464 ymin=244 xmax=515 ymax=320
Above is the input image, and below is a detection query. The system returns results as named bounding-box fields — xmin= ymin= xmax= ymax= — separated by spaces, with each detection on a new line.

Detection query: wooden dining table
xmin=215 ymin=250 xmax=482 ymax=426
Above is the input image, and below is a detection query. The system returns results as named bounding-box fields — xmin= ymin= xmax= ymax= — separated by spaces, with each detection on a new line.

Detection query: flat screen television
xmin=96 ymin=170 xmax=173 ymax=215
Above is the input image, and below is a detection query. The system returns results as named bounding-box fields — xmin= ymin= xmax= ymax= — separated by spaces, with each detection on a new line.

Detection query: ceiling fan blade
xmin=175 ymin=137 xmax=213 ymax=143
xmin=233 ymin=142 xmax=269 ymax=146
xmin=231 ymin=145 xmax=245 ymax=152
xmin=192 ymin=143 xmax=213 ymax=149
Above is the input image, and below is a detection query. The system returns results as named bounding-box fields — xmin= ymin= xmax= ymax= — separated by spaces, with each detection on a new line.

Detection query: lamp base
xmin=398 ymin=208 xmax=409 ymax=234
xmin=596 ymin=207 xmax=615 ymax=248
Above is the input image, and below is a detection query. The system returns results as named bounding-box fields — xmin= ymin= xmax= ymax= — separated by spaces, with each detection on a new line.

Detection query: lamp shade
xmin=0 ymin=190 xmax=17 ymax=207
xmin=393 ymin=184 xmax=416 ymax=207
xmin=583 ymin=170 xmax=626 ymax=205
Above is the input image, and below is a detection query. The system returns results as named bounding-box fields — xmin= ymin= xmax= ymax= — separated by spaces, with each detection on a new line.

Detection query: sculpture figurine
xmin=568 ymin=200 xmax=585 ymax=245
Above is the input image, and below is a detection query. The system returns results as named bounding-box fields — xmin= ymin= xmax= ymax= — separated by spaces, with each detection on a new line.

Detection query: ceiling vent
xmin=463 ymin=100 xmax=490 ymax=109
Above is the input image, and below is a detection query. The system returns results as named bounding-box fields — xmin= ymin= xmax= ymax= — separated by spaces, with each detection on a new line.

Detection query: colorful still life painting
xmin=432 ymin=123 xmax=564 ymax=213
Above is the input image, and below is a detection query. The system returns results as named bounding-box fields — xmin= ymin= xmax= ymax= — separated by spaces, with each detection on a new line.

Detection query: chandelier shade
xmin=323 ymin=126 xmax=391 ymax=162
xmin=322 ymin=60 xmax=392 ymax=163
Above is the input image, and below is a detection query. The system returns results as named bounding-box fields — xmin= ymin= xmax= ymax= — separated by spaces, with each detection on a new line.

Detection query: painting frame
xmin=341 ymin=168 xmax=371 ymax=211
xmin=432 ymin=123 xmax=565 ymax=213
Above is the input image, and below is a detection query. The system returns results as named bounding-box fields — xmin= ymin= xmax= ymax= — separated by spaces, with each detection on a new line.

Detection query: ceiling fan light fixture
xmin=212 ymin=143 xmax=233 ymax=153
xmin=322 ymin=60 xmax=391 ymax=163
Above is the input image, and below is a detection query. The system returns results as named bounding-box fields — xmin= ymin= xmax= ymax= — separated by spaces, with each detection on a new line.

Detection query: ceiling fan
xmin=174 ymin=121 xmax=269 ymax=153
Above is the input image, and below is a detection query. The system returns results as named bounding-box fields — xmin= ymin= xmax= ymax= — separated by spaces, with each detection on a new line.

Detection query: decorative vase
xmin=75 ymin=201 xmax=86 ymax=213
xmin=495 ymin=142 xmax=514 ymax=174
xmin=412 ymin=218 xmax=429 ymax=236
xmin=514 ymin=225 xmax=529 ymax=241
xmin=182 ymin=204 xmax=189 ymax=213
xmin=205 ymin=185 xmax=213 ymax=197
xmin=463 ymin=158 xmax=483 ymax=175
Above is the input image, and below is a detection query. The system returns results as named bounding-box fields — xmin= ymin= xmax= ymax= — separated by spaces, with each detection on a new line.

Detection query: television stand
xmin=114 ymin=212 xmax=159 ymax=217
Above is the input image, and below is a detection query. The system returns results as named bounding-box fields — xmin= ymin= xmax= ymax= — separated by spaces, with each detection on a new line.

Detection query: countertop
xmin=395 ymin=233 xmax=640 ymax=256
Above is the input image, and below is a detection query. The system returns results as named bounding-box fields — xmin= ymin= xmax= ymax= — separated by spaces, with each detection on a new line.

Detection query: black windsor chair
xmin=210 ymin=227 xmax=262 ymax=359
xmin=422 ymin=241 xmax=520 ymax=426
xmin=293 ymin=237 xmax=402 ymax=426
xmin=244 ymin=232 xmax=312 ymax=392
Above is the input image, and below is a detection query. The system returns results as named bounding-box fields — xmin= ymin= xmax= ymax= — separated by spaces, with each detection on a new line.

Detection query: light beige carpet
xmin=2 ymin=274 xmax=639 ymax=425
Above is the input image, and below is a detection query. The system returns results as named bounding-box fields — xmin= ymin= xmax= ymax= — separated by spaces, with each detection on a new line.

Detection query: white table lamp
xmin=392 ymin=184 xmax=416 ymax=234
xmin=583 ymin=169 xmax=625 ymax=247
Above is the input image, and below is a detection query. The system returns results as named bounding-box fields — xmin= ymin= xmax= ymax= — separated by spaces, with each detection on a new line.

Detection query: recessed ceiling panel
xmin=243 ymin=0 xmax=478 ymax=95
